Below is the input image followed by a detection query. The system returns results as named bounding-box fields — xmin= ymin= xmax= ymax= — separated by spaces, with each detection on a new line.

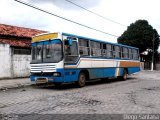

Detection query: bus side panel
xmin=54 ymin=68 xmax=65 ymax=83
xmin=118 ymin=67 xmax=140 ymax=77
xmin=89 ymin=68 xmax=104 ymax=79
xmin=89 ymin=68 xmax=116 ymax=79
xmin=64 ymin=69 xmax=80 ymax=83
xmin=118 ymin=68 xmax=125 ymax=76
xmin=103 ymin=68 xmax=116 ymax=78
xmin=128 ymin=67 xmax=140 ymax=75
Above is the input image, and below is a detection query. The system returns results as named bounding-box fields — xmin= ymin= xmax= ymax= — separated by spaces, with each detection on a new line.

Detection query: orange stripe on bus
xmin=119 ymin=61 xmax=140 ymax=67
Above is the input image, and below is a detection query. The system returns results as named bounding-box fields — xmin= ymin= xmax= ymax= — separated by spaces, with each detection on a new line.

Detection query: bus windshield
xmin=31 ymin=39 xmax=63 ymax=63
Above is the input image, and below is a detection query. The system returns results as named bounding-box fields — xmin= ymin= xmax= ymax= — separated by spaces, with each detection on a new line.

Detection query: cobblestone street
xmin=0 ymin=71 xmax=160 ymax=115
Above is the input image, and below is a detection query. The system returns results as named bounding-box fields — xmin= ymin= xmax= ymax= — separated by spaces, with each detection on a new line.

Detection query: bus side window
xmin=102 ymin=43 xmax=107 ymax=57
xmin=79 ymin=39 xmax=90 ymax=56
xmin=114 ymin=46 xmax=121 ymax=58
xmin=122 ymin=47 xmax=129 ymax=59
xmin=133 ymin=49 xmax=139 ymax=60
xmin=118 ymin=46 xmax=121 ymax=58
xmin=91 ymin=41 xmax=101 ymax=57
xmin=64 ymin=39 xmax=78 ymax=63
xmin=129 ymin=48 xmax=132 ymax=59
xmin=112 ymin=45 xmax=115 ymax=58
xmin=107 ymin=44 xmax=113 ymax=58
xmin=122 ymin=47 xmax=124 ymax=58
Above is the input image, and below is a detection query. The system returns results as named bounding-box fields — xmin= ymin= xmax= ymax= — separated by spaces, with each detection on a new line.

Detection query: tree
xmin=117 ymin=20 xmax=160 ymax=54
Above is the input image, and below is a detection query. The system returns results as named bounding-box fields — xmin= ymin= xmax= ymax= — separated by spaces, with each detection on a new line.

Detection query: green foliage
xmin=117 ymin=20 xmax=160 ymax=53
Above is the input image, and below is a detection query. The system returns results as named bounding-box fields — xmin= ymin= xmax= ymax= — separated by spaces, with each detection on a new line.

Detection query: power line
xmin=65 ymin=0 xmax=126 ymax=27
xmin=14 ymin=0 xmax=119 ymax=37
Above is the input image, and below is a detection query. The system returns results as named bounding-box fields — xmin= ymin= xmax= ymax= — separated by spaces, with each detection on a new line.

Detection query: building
xmin=0 ymin=24 xmax=45 ymax=79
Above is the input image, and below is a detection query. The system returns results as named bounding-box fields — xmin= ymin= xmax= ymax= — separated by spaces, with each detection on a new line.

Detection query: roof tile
xmin=0 ymin=38 xmax=31 ymax=48
xmin=0 ymin=24 xmax=46 ymax=37
xmin=0 ymin=24 xmax=47 ymax=47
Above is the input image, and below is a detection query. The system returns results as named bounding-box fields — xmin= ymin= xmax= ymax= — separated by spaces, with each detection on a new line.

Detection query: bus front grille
xmin=30 ymin=64 xmax=56 ymax=73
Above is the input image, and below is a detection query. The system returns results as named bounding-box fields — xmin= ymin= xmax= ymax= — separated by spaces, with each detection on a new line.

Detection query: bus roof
xmin=62 ymin=32 xmax=139 ymax=50
xmin=32 ymin=32 xmax=139 ymax=50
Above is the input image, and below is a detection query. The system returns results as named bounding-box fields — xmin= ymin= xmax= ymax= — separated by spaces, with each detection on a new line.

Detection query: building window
xmin=13 ymin=48 xmax=31 ymax=55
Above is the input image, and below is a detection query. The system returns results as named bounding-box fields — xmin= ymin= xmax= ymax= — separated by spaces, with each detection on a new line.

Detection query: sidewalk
xmin=0 ymin=78 xmax=31 ymax=90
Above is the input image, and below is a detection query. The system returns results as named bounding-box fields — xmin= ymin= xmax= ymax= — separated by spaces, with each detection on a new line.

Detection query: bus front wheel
xmin=77 ymin=72 xmax=86 ymax=87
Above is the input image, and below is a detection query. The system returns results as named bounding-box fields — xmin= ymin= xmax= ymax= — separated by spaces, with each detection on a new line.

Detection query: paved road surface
xmin=0 ymin=71 xmax=160 ymax=119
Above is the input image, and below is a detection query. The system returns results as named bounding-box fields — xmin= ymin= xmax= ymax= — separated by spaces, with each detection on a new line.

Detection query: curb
xmin=0 ymin=83 xmax=32 ymax=91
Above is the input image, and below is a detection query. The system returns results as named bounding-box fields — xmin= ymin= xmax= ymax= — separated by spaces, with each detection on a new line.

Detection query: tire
xmin=77 ymin=72 xmax=86 ymax=87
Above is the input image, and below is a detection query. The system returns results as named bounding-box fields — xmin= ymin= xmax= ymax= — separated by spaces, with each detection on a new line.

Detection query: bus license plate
xmin=36 ymin=78 xmax=48 ymax=84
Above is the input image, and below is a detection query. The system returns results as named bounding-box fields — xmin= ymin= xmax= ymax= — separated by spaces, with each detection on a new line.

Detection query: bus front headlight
xmin=53 ymin=72 xmax=61 ymax=77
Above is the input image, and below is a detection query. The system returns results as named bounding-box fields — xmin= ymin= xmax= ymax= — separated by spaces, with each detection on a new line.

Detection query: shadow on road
xmin=32 ymin=77 xmax=136 ymax=90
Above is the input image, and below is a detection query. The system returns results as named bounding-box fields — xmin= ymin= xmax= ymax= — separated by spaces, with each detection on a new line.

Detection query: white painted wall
xmin=156 ymin=64 xmax=160 ymax=70
xmin=0 ymin=43 xmax=31 ymax=79
xmin=12 ymin=55 xmax=31 ymax=77
xmin=0 ymin=44 xmax=12 ymax=78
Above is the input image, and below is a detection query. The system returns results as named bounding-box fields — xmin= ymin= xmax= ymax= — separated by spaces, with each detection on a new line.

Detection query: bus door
xmin=64 ymin=37 xmax=79 ymax=82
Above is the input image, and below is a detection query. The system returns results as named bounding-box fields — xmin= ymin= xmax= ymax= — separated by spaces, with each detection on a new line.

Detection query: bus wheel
xmin=122 ymin=69 xmax=128 ymax=80
xmin=77 ymin=72 xmax=86 ymax=87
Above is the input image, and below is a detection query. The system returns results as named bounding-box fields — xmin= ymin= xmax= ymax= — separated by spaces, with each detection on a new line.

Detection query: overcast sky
xmin=0 ymin=0 xmax=160 ymax=45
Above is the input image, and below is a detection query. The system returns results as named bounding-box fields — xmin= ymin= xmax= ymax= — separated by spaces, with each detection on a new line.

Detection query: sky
xmin=0 ymin=0 xmax=160 ymax=50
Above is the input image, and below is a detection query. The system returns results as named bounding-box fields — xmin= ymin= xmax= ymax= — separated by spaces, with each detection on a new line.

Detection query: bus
xmin=30 ymin=32 xmax=140 ymax=87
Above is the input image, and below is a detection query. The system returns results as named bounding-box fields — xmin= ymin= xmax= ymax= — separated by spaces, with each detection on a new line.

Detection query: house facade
xmin=0 ymin=24 xmax=45 ymax=79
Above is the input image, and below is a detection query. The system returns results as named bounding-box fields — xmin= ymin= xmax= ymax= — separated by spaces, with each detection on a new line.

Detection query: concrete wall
xmin=0 ymin=44 xmax=12 ymax=78
xmin=0 ymin=43 xmax=31 ymax=79
xmin=140 ymin=62 xmax=144 ymax=70
xmin=155 ymin=63 xmax=160 ymax=70
xmin=12 ymin=55 xmax=31 ymax=77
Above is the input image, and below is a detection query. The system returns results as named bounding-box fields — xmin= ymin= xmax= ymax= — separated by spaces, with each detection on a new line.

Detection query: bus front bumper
xmin=30 ymin=75 xmax=64 ymax=84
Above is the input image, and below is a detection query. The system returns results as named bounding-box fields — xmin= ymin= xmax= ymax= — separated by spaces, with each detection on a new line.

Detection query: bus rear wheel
xmin=77 ymin=72 xmax=86 ymax=87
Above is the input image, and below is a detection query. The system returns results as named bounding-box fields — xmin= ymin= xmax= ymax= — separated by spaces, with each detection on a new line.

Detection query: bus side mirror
xmin=65 ymin=38 xmax=73 ymax=46
xmin=68 ymin=39 xmax=73 ymax=46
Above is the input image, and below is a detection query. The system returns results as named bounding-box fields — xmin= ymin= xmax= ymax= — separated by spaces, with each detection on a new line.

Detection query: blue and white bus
xmin=30 ymin=32 xmax=140 ymax=87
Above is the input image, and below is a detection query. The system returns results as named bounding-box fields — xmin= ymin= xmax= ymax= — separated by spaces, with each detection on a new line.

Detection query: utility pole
xmin=151 ymin=34 xmax=160 ymax=71
xmin=151 ymin=34 xmax=155 ymax=71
